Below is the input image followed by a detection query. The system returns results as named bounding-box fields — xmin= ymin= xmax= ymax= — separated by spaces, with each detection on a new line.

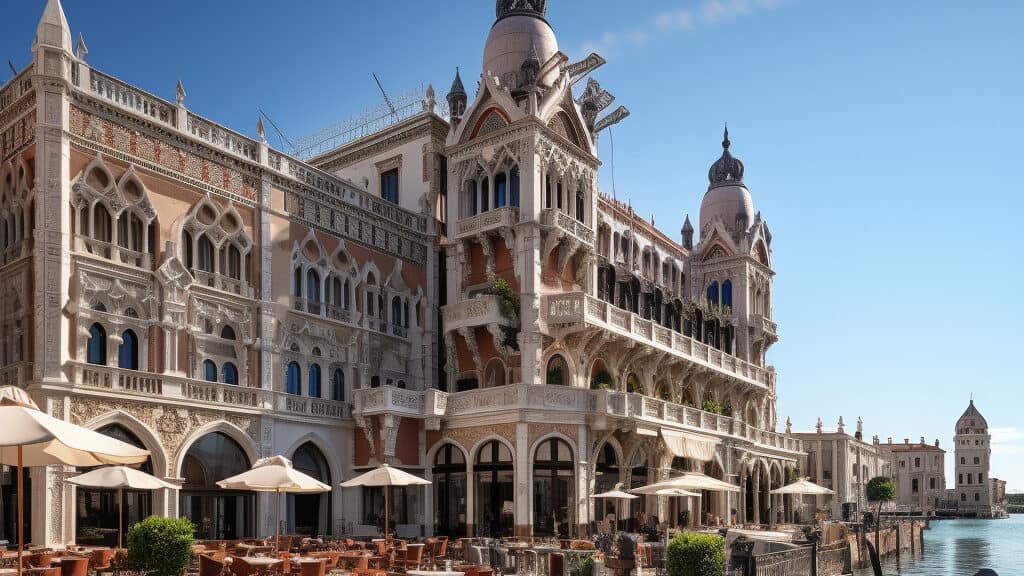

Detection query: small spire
xmin=256 ymin=116 xmax=266 ymax=143
xmin=681 ymin=215 xmax=694 ymax=250
xmin=785 ymin=417 xmax=792 ymax=435
xmin=723 ymin=123 xmax=731 ymax=150
xmin=449 ymin=67 xmax=466 ymax=96
xmin=35 ymin=0 xmax=72 ymax=52
xmin=175 ymin=80 xmax=186 ymax=106
xmin=75 ymin=32 xmax=88 ymax=61
xmin=837 ymin=416 xmax=845 ymax=434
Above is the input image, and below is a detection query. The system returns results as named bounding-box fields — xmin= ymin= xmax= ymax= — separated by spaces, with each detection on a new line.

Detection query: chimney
xmin=921 ymin=436 xmax=926 ymax=444
xmin=887 ymin=437 xmax=892 ymax=444
xmin=904 ymin=438 xmax=909 ymax=445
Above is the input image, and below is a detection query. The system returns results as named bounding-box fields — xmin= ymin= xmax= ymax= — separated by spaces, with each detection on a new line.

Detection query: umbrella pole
xmin=17 ymin=446 xmax=23 ymax=576
xmin=275 ymin=489 xmax=281 ymax=554
xmin=118 ymin=488 xmax=123 ymax=550
xmin=384 ymin=487 xmax=389 ymax=543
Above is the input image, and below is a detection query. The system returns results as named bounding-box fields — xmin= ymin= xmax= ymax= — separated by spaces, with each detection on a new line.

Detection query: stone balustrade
xmin=70 ymin=362 xmax=352 ymax=421
xmin=455 ymin=206 xmax=520 ymax=240
xmin=352 ymin=384 xmax=802 ymax=454
xmin=541 ymin=208 xmax=595 ymax=245
xmin=88 ymin=69 xmax=176 ymax=127
xmin=441 ymin=295 xmax=511 ymax=333
xmin=187 ymin=114 xmax=259 ymax=162
xmin=192 ymin=269 xmax=253 ymax=297
xmin=545 ymin=292 xmax=776 ymax=390
xmin=74 ymin=235 xmax=152 ymax=269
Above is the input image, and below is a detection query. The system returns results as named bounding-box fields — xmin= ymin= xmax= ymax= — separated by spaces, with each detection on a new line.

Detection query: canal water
xmin=852 ymin=514 xmax=1023 ymax=575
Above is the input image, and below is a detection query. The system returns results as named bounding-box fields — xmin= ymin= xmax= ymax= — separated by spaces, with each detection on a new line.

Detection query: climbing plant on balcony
xmin=702 ymin=398 xmax=724 ymax=415
xmin=486 ymin=278 xmax=521 ymax=350
xmin=591 ymin=370 xmax=615 ymax=390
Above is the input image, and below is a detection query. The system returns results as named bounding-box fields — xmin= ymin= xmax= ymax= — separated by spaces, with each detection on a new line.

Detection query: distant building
xmin=939 ymin=400 xmax=1007 ymax=518
xmin=792 ymin=417 xmax=891 ymax=521
xmin=877 ymin=437 xmax=945 ymax=516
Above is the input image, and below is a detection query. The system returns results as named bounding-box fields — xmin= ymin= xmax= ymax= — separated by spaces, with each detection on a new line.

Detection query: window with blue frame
xmin=332 ymin=369 xmax=345 ymax=401
xmin=495 ymin=173 xmax=507 ymax=208
xmin=309 ymin=364 xmax=322 ymax=398
xmin=510 ymin=166 xmax=520 ymax=207
xmin=707 ymin=282 xmax=719 ymax=307
xmin=118 ymin=330 xmax=138 ymax=370
xmin=721 ymin=280 xmax=733 ymax=311
xmin=87 ymin=323 xmax=107 ymax=365
xmin=203 ymin=359 xmax=217 ymax=382
xmin=381 ymin=169 xmax=399 ymax=204
xmin=222 ymin=363 xmax=238 ymax=385
xmin=286 ymin=361 xmax=301 ymax=395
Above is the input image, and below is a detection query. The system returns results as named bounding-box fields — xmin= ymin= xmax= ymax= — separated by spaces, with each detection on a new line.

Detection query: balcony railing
xmin=70 ymin=362 xmax=352 ymax=421
xmin=352 ymin=384 xmax=802 ymax=454
xmin=89 ymin=69 xmax=177 ymax=128
xmin=74 ymin=236 xmax=153 ymax=269
xmin=545 ymin=292 xmax=775 ymax=390
xmin=542 ymin=208 xmax=594 ymax=245
xmin=192 ymin=270 xmax=253 ymax=297
xmin=455 ymin=206 xmax=520 ymax=240
xmin=441 ymin=295 xmax=511 ymax=333
xmin=0 ymin=362 xmax=32 ymax=388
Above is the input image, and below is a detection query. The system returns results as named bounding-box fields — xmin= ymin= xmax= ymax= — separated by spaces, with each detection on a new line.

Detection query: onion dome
xmin=956 ymin=399 xmax=988 ymax=435
xmin=699 ymin=126 xmax=755 ymax=237
xmin=484 ymin=1 xmax=559 ymax=87
xmin=496 ymin=0 xmax=547 ymax=21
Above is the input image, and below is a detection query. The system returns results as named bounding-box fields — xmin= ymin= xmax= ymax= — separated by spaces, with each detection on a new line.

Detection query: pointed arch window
xmin=118 ymin=330 xmax=139 ymax=370
xmin=222 ymin=363 xmax=238 ymax=386
xmin=343 ymin=279 xmax=352 ymax=310
xmin=87 ymin=323 xmax=107 ymax=366
xmin=307 ymin=269 xmax=321 ymax=303
xmin=721 ymin=280 xmax=732 ymax=311
xmin=465 ymin=180 xmax=478 ymax=217
xmin=196 ymin=235 xmax=214 ymax=273
xmin=183 ymin=231 xmax=194 ymax=270
xmin=495 ymin=173 xmax=507 ymax=208
xmin=332 ymin=368 xmax=345 ymax=401
xmin=575 ymin=190 xmax=585 ymax=223
xmin=225 ymin=244 xmax=242 ymax=280
xmin=309 ymin=364 xmax=322 ymax=398
xmin=93 ymin=205 xmax=112 ymax=243
xmin=707 ymin=282 xmax=720 ymax=307
xmin=203 ymin=360 xmax=217 ymax=383
xmin=510 ymin=166 xmax=520 ymax=207
xmin=221 ymin=325 xmax=236 ymax=340
xmin=286 ymin=361 xmax=301 ymax=395
xmin=391 ymin=296 xmax=402 ymax=328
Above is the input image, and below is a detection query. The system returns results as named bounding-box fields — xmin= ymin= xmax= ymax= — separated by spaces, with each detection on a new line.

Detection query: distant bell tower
xmin=953 ymin=399 xmax=993 ymax=515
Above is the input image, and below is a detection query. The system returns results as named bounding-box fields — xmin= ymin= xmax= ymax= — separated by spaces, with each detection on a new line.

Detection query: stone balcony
xmin=352 ymin=384 xmax=802 ymax=455
xmin=455 ymin=206 xmax=519 ymax=240
xmin=751 ymin=313 xmax=778 ymax=341
xmin=70 ymin=362 xmax=353 ymax=421
xmin=543 ymin=292 xmax=776 ymax=391
xmin=441 ymin=295 xmax=512 ymax=334
xmin=541 ymin=208 xmax=594 ymax=246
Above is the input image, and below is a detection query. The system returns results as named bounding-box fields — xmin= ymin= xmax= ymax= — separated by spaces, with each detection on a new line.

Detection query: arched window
xmin=545 ymin=175 xmax=552 ymax=209
xmin=225 ymin=244 xmax=242 ymax=280
xmin=546 ymin=354 xmax=568 ymax=385
xmin=183 ymin=230 xmax=194 ymax=270
xmin=474 ymin=441 xmax=514 ymax=537
xmin=495 ymin=173 xmax=507 ymax=208
xmin=391 ymin=296 xmax=402 ymax=328
xmin=510 ymin=166 xmax=520 ymax=207
xmin=370 ymin=375 xmax=381 ymax=388
xmin=403 ymin=301 xmax=410 ymax=328
xmin=707 ymin=282 xmax=720 ymax=307
xmin=533 ymin=438 xmax=575 ymax=537
xmin=118 ymin=330 xmax=139 ymax=370
xmin=221 ymin=325 xmax=236 ymax=340
xmin=196 ymin=235 xmax=214 ymax=273
xmin=332 ymin=369 xmax=345 ymax=401
xmin=93 ymin=205 xmax=112 ymax=243
xmin=343 ymin=279 xmax=352 ymax=310
xmin=331 ymin=277 xmax=342 ymax=308
xmin=286 ymin=361 xmax=301 ymax=395
xmin=594 ymin=443 xmax=620 ymax=526
xmin=293 ymin=266 xmax=303 ymax=298
xmin=309 ymin=364 xmax=322 ymax=398
xmin=87 ymin=323 xmax=107 ymax=365
xmin=203 ymin=360 xmax=217 ymax=383
xmin=721 ymin=280 xmax=732 ymax=311
xmin=290 ymin=443 xmax=332 ymax=536
xmin=433 ymin=444 xmax=467 ymax=537
xmin=465 ymin=180 xmax=478 ymax=217
xmin=181 ymin=432 xmax=253 ymax=539
xmin=306 ymin=269 xmax=321 ymax=303
xmin=222 ymin=363 xmax=238 ymax=385
xmin=626 ymin=373 xmax=642 ymax=394
xmin=75 ymin=425 xmax=155 ymax=544
xmin=575 ymin=190 xmax=585 ymax=223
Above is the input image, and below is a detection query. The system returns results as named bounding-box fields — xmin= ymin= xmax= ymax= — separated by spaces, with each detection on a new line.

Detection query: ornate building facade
xmin=1 ymin=0 xmax=810 ymax=545
xmin=877 ymin=437 xmax=945 ymax=516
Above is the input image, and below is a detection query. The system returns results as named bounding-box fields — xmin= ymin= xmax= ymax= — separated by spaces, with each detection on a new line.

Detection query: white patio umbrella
xmin=217 ymin=455 xmax=330 ymax=551
xmin=771 ymin=478 xmax=834 ymax=524
xmin=590 ymin=483 xmax=638 ymax=532
xmin=67 ymin=466 xmax=176 ymax=549
xmin=631 ymin=471 xmax=741 ymax=495
xmin=651 ymin=488 xmax=702 ymax=529
xmin=0 ymin=386 xmax=149 ymax=576
xmin=340 ymin=464 xmax=430 ymax=540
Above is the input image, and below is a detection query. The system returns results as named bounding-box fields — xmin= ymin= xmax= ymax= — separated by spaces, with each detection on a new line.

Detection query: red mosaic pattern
xmin=69 ymin=105 xmax=256 ymax=200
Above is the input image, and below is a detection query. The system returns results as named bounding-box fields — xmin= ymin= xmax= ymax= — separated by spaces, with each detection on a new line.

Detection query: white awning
xmin=661 ymin=429 xmax=719 ymax=462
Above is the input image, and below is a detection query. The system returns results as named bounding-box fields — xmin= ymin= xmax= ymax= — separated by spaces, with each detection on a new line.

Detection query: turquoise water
xmin=852 ymin=515 xmax=1023 ymax=575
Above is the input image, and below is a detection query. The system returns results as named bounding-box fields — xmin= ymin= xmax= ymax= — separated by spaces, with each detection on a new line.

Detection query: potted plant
xmin=126 ymin=516 xmax=195 ymax=576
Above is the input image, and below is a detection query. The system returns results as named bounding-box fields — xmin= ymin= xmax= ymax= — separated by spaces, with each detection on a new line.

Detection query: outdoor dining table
xmin=238 ymin=556 xmax=283 ymax=576
xmin=407 ymin=570 xmax=465 ymax=576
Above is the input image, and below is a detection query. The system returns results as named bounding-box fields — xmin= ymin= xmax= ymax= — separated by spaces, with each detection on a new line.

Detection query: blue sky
xmin=3 ymin=0 xmax=1022 ymax=488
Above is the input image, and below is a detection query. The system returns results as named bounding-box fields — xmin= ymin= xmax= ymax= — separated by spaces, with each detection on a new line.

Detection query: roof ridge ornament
xmin=496 ymin=0 xmax=547 ymax=21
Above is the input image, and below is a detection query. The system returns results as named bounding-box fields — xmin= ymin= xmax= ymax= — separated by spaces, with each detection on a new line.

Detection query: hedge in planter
xmin=127 ymin=516 xmax=195 ymax=576
xmin=666 ymin=532 xmax=725 ymax=576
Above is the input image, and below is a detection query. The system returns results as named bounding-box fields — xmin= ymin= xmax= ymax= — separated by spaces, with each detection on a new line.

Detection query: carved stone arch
xmin=590 ymin=432 xmax=624 ymax=477
xmin=328 ymin=240 xmax=358 ymax=277
xmin=469 ymin=434 xmax=515 ymax=465
xmin=284 ymin=432 xmax=342 ymax=487
xmin=361 ymin=260 xmax=383 ymax=286
xmin=541 ymin=344 xmax=576 ymax=387
xmin=173 ymin=420 xmax=260 ymax=477
xmin=528 ymin=432 xmax=577 ymax=465
xmin=470 ymin=107 xmax=511 ymax=140
xmin=295 ymin=229 xmax=326 ymax=266
xmin=426 ymin=438 xmax=469 ymax=469
xmin=114 ymin=166 xmax=157 ymax=221
xmin=83 ymin=410 xmax=170 ymax=478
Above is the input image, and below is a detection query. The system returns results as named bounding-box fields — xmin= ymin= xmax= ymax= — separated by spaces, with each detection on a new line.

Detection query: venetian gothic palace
xmin=0 ymin=0 xmax=807 ymax=545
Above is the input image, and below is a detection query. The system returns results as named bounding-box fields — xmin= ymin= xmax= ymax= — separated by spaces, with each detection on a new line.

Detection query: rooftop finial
xmin=708 ymin=124 xmax=744 ymax=189
xmin=723 ymin=123 xmax=730 ymax=150
xmin=35 ymin=0 xmax=72 ymax=52
xmin=175 ymin=80 xmax=187 ymax=106
xmin=75 ymin=32 xmax=88 ymax=61
xmin=496 ymin=0 xmax=548 ymax=20
xmin=256 ymin=116 xmax=266 ymax=143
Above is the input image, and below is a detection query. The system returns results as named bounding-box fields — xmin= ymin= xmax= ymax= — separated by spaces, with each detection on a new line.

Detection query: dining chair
xmin=89 ymin=549 xmax=115 ymax=572
xmin=199 ymin=554 xmax=229 ymax=576
xmin=227 ymin=557 xmax=258 ymax=576
xmin=58 ymin=557 xmax=89 ymax=576
xmin=297 ymin=560 xmax=325 ymax=576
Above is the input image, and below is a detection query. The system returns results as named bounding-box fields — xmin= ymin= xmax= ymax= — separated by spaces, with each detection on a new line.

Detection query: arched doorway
xmin=474 ymin=441 xmax=513 ymax=537
xmin=180 ymin=432 xmax=254 ymax=540
xmin=432 ymin=444 xmax=467 ymax=537
xmin=75 ymin=424 xmax=154 ymax=546
xmin=545 ymin=355 xmax=568 ymax=386
xmin=291 ymin=443 xmax=331 ymax=537
xmin=593 ymin=443 xmax=620 ymax=529
xmin=532 ymin=438 xmax=574 ymax=537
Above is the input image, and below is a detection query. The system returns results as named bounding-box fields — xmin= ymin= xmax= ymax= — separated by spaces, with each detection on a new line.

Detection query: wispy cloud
xmin=990 ymin=427 xmax=1024 ymax=455
xmin=579 ymin=0 xmax=791 ymax=58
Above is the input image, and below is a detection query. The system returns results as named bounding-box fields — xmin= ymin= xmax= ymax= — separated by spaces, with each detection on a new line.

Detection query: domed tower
xmin=485 ymin=1 xmax=559 ymax=90
xmin=953 ymin=399 xmax=993 ymax=515
xmin=692 ymin=127 xmax=777 ymax=369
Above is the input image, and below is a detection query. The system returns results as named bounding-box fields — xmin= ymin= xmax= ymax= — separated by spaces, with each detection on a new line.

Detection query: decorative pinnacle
xmin=449 ymin=67 xmax=466 ymax=97
xmin=256 ymin=116 xmax=266 ymax=143
xmin=175 ymin=80 xmax=186 ymax=106
xmin=723 ymin=123 xmax=731 ymax=150
xmin=76 ymin=32 xmax=88 ymax=60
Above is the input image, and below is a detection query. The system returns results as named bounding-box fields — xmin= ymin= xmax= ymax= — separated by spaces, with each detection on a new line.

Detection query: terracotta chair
xmin=298 ymin=559 xmax=325 ymax=576
xmin=228 ymin=557 xmax=259 ymax=576
xmin=23 ymin=553 xmax=53 ymax=568
xmin=401 ymin=544 xmax=425 ymax=572
xmin=548 ymin=553 xmax=564 ymax=576
xmin=199 ymin=555 xmax=230 ymax=576
xmin=460 ymin=565 xmax=494 ymax=576
xmin=89 ymin=549 xmax=115 ymax=572
xmin=278 ymin=552 xmax=292 ymax=575
xmin=59 ymin=557 xmax=90 ymax=576
xmin=35 ymin=568 xmax=60 ymax=576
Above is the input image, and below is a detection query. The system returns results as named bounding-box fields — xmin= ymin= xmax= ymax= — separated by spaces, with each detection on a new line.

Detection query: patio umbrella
xmin=67 ymin=466 xmax=176 ymax=549
xmin=631 ymin=471 xmax=740 ymax=495
xmin=340 ymin=464 xmax=429 ymax=540
xmin=217 ymin=455 xmax=330 ymax=551
xmin=771 ymin=478 xmax=833 ymax=524
xmin=0 ymin=386 xmax=149 ymax=576
xmin=590 ymin=483 xmax=638 ymax=532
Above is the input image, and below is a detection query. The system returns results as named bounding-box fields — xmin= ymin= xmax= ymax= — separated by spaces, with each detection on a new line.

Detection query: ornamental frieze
xmin=527 ymin=423 xmax=579 ymax=448
xmin=443 ymin=423 xmax=516 ymax=456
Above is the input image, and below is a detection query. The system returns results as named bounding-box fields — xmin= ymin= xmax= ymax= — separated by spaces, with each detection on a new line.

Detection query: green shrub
xmin=702 ymin=399 xmax=723 ymax=415
xmin=666 ymin=532 xmax=725 ymax=576
xmin=866 ymin=476 xmax=896 ymax=503
xmin=591 ymin=370 xmax=614 ymax=390
xmin=127 ymin=516 xmax=195 ymax=576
